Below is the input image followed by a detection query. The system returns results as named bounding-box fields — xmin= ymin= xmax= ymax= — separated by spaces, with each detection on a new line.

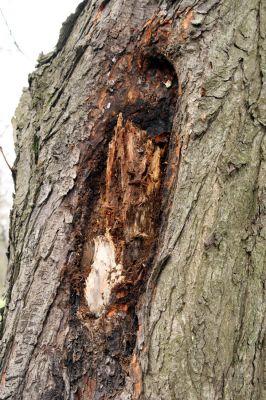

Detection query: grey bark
xmin=0 ymin=0 xmax=265 ymax=399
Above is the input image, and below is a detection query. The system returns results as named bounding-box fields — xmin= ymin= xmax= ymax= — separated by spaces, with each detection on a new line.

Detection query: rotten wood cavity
xmin=84 ymin=113 xmax=168 ymax=317
xmin=66 ymin=14 xmax=179 ymax=399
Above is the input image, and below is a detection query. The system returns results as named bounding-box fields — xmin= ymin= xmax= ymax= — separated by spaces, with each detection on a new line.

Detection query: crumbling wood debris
xmin=67 ymin=14 xmax=179 ymax=399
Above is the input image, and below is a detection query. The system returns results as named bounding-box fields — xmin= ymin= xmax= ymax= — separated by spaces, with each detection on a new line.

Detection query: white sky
xmin=0 ymin=0 xmax=81 ymax=233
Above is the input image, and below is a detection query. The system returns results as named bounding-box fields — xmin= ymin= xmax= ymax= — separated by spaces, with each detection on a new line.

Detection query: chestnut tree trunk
xmin=0 ymin=0 xmax=265 ymax=399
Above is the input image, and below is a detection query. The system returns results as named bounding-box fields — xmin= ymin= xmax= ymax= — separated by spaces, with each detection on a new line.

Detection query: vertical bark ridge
xmin=141 ymin=1 xmax=266 ymax=399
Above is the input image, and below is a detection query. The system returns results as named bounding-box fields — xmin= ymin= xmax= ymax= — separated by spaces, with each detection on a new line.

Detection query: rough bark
xmin=0 ymin=0 xmax=265 ymax=399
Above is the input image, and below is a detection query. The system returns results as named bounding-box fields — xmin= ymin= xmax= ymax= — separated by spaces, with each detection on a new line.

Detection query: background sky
xmin=0 ymin=0 xmax=81 ymax=293
xmin=0 ymin=0 xmax=81 ymax=231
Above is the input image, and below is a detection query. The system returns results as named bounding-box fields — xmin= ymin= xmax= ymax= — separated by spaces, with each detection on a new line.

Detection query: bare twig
xmin=0 ymin=7 xmax=24 ymax=55
xmin=0 ymin=147 xmax=12 ymax=173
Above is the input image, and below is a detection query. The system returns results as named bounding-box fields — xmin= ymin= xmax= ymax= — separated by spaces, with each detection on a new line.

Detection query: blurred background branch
xmin=0 ymin=7 xmax=24 ymax=55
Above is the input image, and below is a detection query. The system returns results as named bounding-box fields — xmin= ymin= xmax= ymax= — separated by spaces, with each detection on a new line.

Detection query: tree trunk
xmin=0 ymin=0 xmax=265 ymax=399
